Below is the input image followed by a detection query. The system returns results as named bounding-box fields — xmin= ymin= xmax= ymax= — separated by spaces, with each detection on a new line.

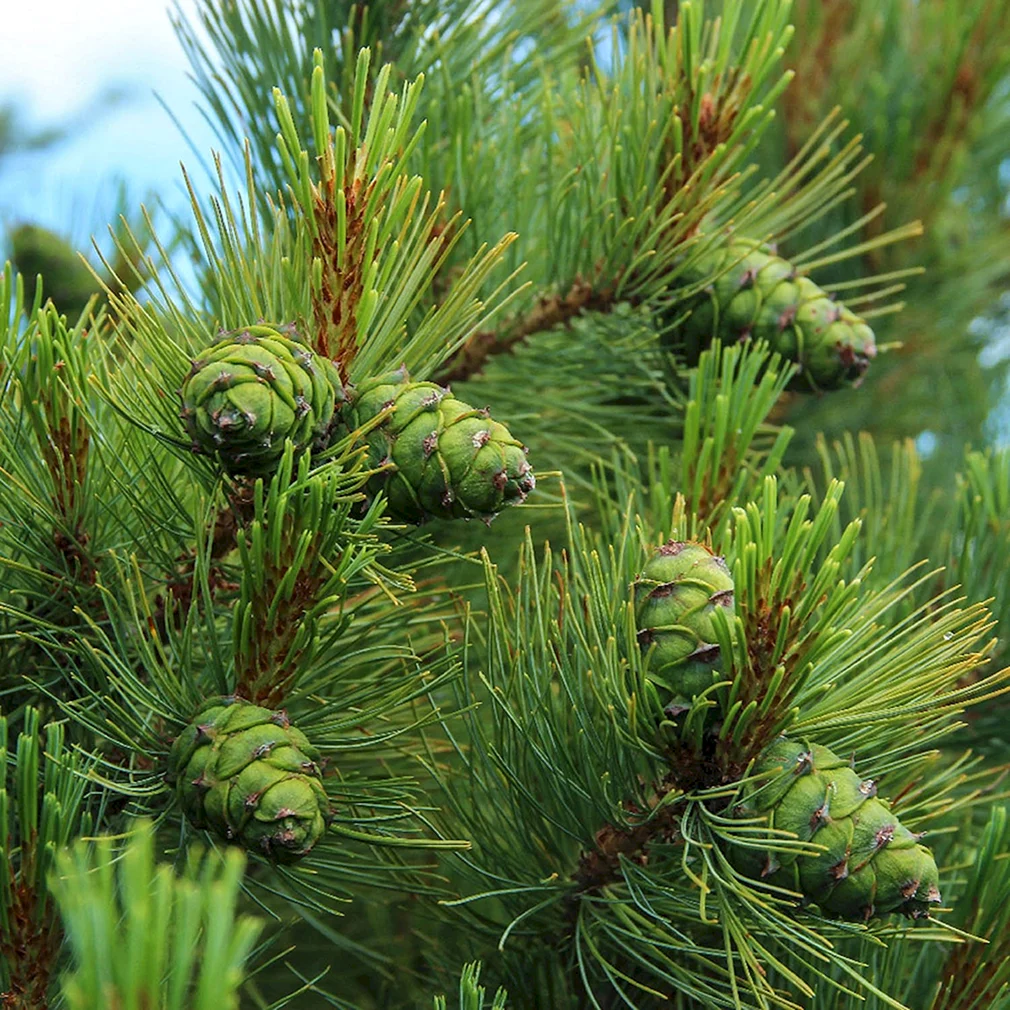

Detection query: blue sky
xmin=0 ymin=0 xmax=216 ymax=247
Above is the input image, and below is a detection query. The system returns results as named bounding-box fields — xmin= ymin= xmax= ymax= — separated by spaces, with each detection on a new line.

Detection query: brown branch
xmin=233 ymin=560 xmax=325 ymax=709
xmin=574 ymin=816 xmax=662 ymax=894
xmin=572 ymin=746 xmax=735 ymax=897
xmin=1 ymin=862 xmax=60 ymax=1010
xmin=440 ymin=278 xmax=617 ymax=385
xmin=716 ymin=561 xmax=810 ymax=765
xmin=232 ymin=493 xmax=333 ymax=708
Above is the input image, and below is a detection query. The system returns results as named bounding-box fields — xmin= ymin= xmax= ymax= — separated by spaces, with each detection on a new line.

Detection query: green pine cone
xmin=179 ymin=324 xmax=342 ymax=477
xmin=664 ymin=238 xmax=877 ymax=391
xmin=339 ymin=367 xmax=535 ymax=523
xmin=10 ymin=223 xmax=97 ymax=320
xmin=167 ymin=696 xmax=333 ymax=863
xmin=634 ymin=541 xmax=735 ymax=706
xmin=731 ymin=738 xmax=941 ymax=920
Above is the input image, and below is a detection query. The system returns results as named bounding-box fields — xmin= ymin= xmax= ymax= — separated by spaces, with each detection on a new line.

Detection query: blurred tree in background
xmin=766 ymin=0 xmax=1010 ymax=479
xmin=0 ymin=86 xmax=148 ymax=318
xmin=0 ymin=103 xmax=66 ymax=162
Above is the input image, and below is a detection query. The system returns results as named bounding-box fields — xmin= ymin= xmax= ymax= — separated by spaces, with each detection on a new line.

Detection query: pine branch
xmin=273 ymin=49 xmax=521 ymax=382
xmin=439 ymin=10 xmax=927 ymax=389
xmin=14 ymin=307 xmax=99 ymax=587
xmin=418 ymin=455 xmax=1010 ymax=1008
xmin=231 ymin=446 xmax=398 ymax=706
xmin=438 ymin=0 xmax=798 ymax=380
xmin=0 ymin=1 xmax=1006 ymax=1007
xmin=20 ymin=531 xmax=471 ymax=914
xmin=802 ymin=432 xmax=938 ymax=589
xmin=588 ymin=340 xmax=796 ymax=545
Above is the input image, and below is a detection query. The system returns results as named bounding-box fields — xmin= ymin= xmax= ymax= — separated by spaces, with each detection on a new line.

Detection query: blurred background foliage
xmin=762 ymin=0 xmax=1010 ymax=481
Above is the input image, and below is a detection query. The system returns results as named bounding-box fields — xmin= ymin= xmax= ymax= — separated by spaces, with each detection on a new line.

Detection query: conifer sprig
xmin=949 ymin=449 xmax=1010 ymax=666
xmin=273 ymin=49 xmax=521 ymax=381
xmin=2 ymin=1 xmax=1008 ymax=1007
xmin=442 ymin=0 xmax=796 ymax=381
xmin=1 ymin=708 xmax=100 ymax=1007
xmin=803 ymin=432 xmax=936 ymax=587
xmin=1 ymin=259 xmax=41 ymax=344
xmin=25 ymin=535 xmax=469 ymax=908
xmin=99 ymin=52 xmax=521 ymax=441
xmin=174 ymin=0 xmax=608 ymax=208
xmin=4 ymin=306 xmax=100 ymax=589
xmin=230 ymin=446 xmax=397 ymax=706
xmin=0 ymin=299 xmax=188 ymax=604
xmin=0 ymin=289 xmax=200 ymax=711
xmin=434 ymin=962 xmax=508 ymax=1010
xmin=50 ymin=820 xmax=264 ymax=1010
xmin=589 ymin=340 xmax=796 ymax=543
xmin=929 ymin=804 xmax=1010 ymax=1009
xmin=675 ymin=341 xmax=795 ymax=533
xmin=800 ymin=437 xmax=1010 ymax=680
xmin=442 ymin=2 xmax=925 ymax=393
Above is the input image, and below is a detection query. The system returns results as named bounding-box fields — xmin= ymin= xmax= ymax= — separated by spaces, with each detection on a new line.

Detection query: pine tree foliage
xmin=0 ymin=707 xmax=105 ymax=1003
xmin=433 ymin=963 xmax=509 ymax=1010
xmin=1 ymin=1 xmax=1010 ymax=1008
xmin=757 ymin=0 xmax=1010 ymax=475
xmin=420 ymin=370 xmax=1009 ymax=1005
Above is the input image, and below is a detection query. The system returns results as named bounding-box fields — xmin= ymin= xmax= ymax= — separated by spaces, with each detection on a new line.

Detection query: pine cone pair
xmin=180 ymin=327 xmax=534 ymax=523
xmin=633 ymin=541 xmax=940 ymax=922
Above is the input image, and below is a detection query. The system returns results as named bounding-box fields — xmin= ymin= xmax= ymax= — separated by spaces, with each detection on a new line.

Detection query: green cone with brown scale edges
xmin=338 ymin=366 xmax=535 ymax=523
xmin=730 ymin=738 xmax=941 ymax=920
xmin=663 ymin=238 xmax=877 ymax=391
xmin=633 ymin=541 xmax=735 ymax=707
xmin=179 ymin=323 xmax=342 ymax=477
xmin=166 ymin=696 xmax=332 ymax=863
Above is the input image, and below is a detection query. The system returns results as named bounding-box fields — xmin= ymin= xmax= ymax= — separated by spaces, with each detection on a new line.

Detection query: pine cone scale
xmin=732 ymin=738 xmax=941 ymax=919
xmin=167 ymin=698 xmax=332 ymax=863
xmin=180 ymin=325 xmax=342 ymax=476
xmin=339 ymin=368 xmax=534 ymax=523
